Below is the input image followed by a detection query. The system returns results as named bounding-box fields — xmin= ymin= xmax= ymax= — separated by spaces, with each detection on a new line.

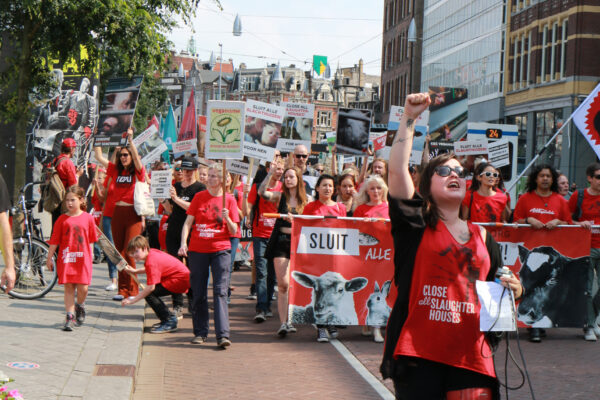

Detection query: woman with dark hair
xmin=303 ymin=173 xmax=347 ymax=342
xmin=381 ymin=93 xmax=523 ymax=399
xmin=513 ymin=163 xmax=572 ymax=343
xmin=263 ymin=166 xmax=309 ymax=336
xmin=461 ymin=163 xmax=509 ymax=223
xmin=93 ymin=129 xmax=145 ymax=301
xmin=336 ymin=173 xmax=357 ymax=216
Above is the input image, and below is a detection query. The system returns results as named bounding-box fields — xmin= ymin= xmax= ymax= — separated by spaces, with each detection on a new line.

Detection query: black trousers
xmin=145 ymin=284 xmax=177 ymax=322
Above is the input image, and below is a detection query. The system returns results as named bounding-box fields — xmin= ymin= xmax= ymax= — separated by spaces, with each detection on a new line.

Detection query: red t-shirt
xmin=158 ymin=214 xmax=169 ymax=251
xmin=144 ymin=249 xmax=190 ymax=293
xmin=395 ymin=221 xmax=495 ymax=378
xmin=462 ymin=190 xmax=508 ymax=223
xmin=90 ymin=191 xmax=103 ymax=226
xmin=302 ymin=201 xmax=347 ymax=217
xmin=230 ymin=190 xmax=243 ymax=239
xmin=513 ymin=191 xmax=572 ymax=224
xmin=55 ymin=155 xmax=77 ymax=189
xmin=48 ymin=212 xmax=98 ymax=285
xmin=186 ymin=191 xmax=240 ymax=253
xmin=106 ymin=162 xmax=146 ymax=205
xmin=569 ymin=189 xmax=600 ymax=248
xmin=102 ymin=176 xmax=117 ymax=218
xmin=247 ymin=181 xmax=283 ymax=238
xmin=353 ymin=202 xmax=389 ymax=219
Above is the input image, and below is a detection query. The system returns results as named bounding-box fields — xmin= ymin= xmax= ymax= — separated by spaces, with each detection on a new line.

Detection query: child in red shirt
xmin=47 ymin=186 xmax=98 ymax=331
xmin=121 ymin=236 xmax=190 ymax=334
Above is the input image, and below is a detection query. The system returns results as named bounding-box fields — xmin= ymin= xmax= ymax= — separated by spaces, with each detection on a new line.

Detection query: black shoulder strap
xmin=574 ymin=188 xmax=585 ymax=221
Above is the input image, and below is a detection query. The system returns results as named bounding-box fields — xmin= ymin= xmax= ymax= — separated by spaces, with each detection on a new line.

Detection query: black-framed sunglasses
xmin=119 ymin=153 xmax=130 ymax=158
xmin=315 ymin=169 xmax=324 ymax=173
xmin=479 ymin=171 xmax=499 ymax=178
xmin=434 ymin=165 xmax=466 ymax=179
xmin=594 ymin=174 xmax=600 ymax=180
xmin=174 ymin=167 xmax=182 ymax=172
xmin=295 ymin=154 xmax=308 ymax=159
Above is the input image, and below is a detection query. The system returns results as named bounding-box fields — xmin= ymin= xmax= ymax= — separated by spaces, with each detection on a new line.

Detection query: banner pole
xmin=247 ymin=157 xmax=255 ymax=184
xmin=222 ymin=162 xmax=227 ymax=210
xmin=506 ymin=113 xmax=574 ymax=193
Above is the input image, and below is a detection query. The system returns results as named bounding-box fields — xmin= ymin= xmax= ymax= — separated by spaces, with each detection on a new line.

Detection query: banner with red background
xmin=289 ymin=218 xmax=396 ymax=326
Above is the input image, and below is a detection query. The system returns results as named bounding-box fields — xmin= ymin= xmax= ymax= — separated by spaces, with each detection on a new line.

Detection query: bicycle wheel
xmin=9 ymin=237 xmax=58 ymax=299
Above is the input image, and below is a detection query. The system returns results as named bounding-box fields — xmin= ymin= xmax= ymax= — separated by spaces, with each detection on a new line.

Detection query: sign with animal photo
xmin=278 ymin=102 xmax=314 ymax=152
xmin=243 ymin=99 xmax=285 ymax=161
xmin=133 ymin=125 xmax=167 ymax=165
xmin=205 ymin=100 xmax=245 ymax=160
xmin=335 ymin=108 xmax=372 ymax=155
xmin=289 ymin=218 xmax=396 ymax=326
xmin=486 ymin=226 xmax=591 ymax=328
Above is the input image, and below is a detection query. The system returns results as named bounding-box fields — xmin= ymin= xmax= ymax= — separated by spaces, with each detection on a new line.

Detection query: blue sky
xmin=168 ymin=0 xmax=384 ymax=75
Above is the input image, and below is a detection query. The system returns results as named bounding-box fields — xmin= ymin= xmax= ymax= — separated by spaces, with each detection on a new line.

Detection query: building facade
xmin=504 ymin=0 xmax=600 ymax=183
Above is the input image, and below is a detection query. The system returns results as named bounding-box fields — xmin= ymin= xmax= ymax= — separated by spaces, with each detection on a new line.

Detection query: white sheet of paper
xmin=476 ymin=280 xmax=516 ymax=332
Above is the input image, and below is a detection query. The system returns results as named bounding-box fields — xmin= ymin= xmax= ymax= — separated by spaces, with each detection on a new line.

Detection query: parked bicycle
xmin=9 ymin=182 xmax=57 ymax=299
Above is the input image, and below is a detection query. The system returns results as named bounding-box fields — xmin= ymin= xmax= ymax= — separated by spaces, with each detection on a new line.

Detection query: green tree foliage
xmin=0 ymin=0 xmax=222 ymax=193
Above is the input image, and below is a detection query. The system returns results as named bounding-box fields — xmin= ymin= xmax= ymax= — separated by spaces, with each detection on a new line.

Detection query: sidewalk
xmin=0 ymin=263 xmax=144 ymax=400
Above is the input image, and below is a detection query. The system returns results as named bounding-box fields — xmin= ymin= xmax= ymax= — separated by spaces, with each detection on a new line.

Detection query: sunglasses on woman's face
xmin=434 ymin=165 xmax=466 ymax=179
xmin=480 ymin=171 xmax=499 ymax=178
xmin=174 ymin=167 xmax=182 ymax=172
xmin=119 ymin=153 xmax=130 ymax=158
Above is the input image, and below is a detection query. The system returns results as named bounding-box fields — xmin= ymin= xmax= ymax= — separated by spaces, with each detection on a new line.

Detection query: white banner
xmin=453 ymin=140 xmax=488 ymax=156
xmin=133 ymin=125 xmax=168 ymax=165
xmin=243 ymin=99 xmax=285 ymax=161
xmin=206 ymin=100 xmax=245 ymax=160
xmin=487 ymin=139 xmax=510 ymax=168
xmin=225 ymin=158 xmax=259 ymax=179
xmin=150 ymin=170 xmax=172 ymax=199
xmin=278 ymin=102 xmax=314 ymax=152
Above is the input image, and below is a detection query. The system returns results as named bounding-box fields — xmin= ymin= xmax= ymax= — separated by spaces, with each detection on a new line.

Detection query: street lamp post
xmin=218 ymin=43 xmax=223 ymax=100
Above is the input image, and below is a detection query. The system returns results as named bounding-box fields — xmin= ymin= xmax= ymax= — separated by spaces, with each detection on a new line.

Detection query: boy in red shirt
xmin=121 ymin=236 xmax=190 ymax=333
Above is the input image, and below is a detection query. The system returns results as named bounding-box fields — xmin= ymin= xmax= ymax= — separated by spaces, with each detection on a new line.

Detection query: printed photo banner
xmin=244 ymin=99 xmax=285 ymax=161
xmin=487 ymin=226 xmax=591 ymax=328
xmin=384 ymin=106 xmax=429 ymax=164
xmin=205 ymin=101 xmax=245 ymax=160
xmin=289 ymin=218 xmax=396 ymax=326
xmin=278 ymin=102 xmax=314 ymax=152
xmin=336 ymin=108 xmax=372 ymax=155
xmin=133 ymin=125 xmax=167 ymax=165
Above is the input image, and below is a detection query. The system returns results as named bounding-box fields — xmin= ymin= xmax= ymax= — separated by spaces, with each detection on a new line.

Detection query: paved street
xmin=2 ymin=263 xmax=600 ymax=399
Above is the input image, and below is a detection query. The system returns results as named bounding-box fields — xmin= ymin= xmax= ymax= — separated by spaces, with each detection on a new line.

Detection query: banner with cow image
xmin=487 ymin=226 xmax=591 ymax=328
xmin=288 ymin=218 xmax=396 ymax=326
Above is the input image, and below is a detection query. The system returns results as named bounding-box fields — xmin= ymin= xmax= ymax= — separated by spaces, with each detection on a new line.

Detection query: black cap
xmin=180 ymin=156 xmax=199 ymax=170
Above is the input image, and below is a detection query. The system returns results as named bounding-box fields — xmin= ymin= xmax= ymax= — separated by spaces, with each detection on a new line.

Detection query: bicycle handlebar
xmin=19 ymin=181 xmax=44 ymax=193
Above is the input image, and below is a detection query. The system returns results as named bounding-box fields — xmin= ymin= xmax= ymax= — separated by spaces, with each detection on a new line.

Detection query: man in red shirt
xmin=51 ymin=138 xmax=80 ymax=226
xmin=121 ymin=236 xmax=190 ymax=333
xmin=569 ymin=162 xmax=600 ymax=341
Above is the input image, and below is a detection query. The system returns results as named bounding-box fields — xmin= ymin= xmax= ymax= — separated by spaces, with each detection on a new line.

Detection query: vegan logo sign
xmin=210 ymin=114 xmax=241 ymax=145
xmin=205 ymin=100 xmax=245 ymax=160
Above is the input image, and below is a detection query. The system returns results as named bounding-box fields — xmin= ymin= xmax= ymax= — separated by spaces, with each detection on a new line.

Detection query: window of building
xmin=540 ymin=25 xmax=548 ymax=83
xmin=550 ymin=22 xmax=557 ymax=81
xmin=535 ymin=109 xmax=563 ymax=168
xmin=317 ymin=110 xmax=332 ymax=127
xmin=527 ymin=30 xmax=532 ymax=85
xmin=560 ymin=19 xmax=568 ymax=79
xmin=512 ymin=38 xmax=518 ymax=89
xmin=519 ymin=35 xmax=525 ymax=88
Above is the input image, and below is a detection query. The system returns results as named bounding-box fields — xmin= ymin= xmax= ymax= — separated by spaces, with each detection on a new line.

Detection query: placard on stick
xmin=205 ymin=100 xmax=245 ymax=160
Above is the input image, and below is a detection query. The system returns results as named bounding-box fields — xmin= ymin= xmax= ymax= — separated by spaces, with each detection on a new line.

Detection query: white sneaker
xmin=584 ymin=328 xmax=597 ymax=342
xmin=105 ymin=283 xmax=117 ymax=291
xmin=593 ymin=324 xmax=600 ymax=337
xmin=373 ymin=327 xmax=384 ymax=343
xmin=112 ymin=294 xmax=124 ymax=301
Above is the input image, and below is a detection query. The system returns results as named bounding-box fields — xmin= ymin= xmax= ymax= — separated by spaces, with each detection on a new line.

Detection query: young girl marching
xmin=47 ymin=186 xmax=98 ymax=331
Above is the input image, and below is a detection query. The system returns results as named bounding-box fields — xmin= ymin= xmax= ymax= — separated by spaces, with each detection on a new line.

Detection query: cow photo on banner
xmin=335 ymin=108 xmax=372 ymax=155
xmin=487 ymin=226 xmax=591 ymax=328
xmin=278 ymin=102 xmax=315 ymax=152
xmin=244 ymin=99 xmax=285 ymax=161
xmin=288 ymin=218 xmax=396 ymax=326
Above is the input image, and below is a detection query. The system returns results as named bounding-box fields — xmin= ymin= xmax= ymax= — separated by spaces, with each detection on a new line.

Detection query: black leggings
xmin=393 ymin=357 xmax=498 ymax=400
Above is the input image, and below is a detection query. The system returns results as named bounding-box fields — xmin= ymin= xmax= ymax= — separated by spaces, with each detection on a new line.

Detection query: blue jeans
xmin=587 ymin=248 xmax=600 ymax=326
xmin=188 ymin=250 xmax=231 ymax=339
xmin=253 ymin=237 xmax=274 ymax=313
xmin=102 ymin=216 xmax=117 ymax=280
xmin=229 ymin=237 xmax=240 ymax=297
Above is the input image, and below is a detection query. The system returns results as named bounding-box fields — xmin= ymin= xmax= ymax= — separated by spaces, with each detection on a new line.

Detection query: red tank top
xmin=394 ymin=220 xmax=495 ymax=378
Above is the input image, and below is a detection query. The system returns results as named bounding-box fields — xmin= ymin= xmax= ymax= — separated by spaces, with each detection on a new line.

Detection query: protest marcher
xmin=558 ymin=173 xmax=572 ymax=199
xmin=380 ymin=93 xmax=523 ymax=399
xmin=244 ymin=161 xmax=284 ymax=322
xmin=0 ymin=173 xmax=15 ymax=293
xmin=225 ymin=172 xmax=244 ymax=304
xmin=336 ymin=172 xmax=358 ymax=216
xmin=165 ymin=156 xmax=205 ymax=318
xmin=198 ymin=164 xmax=208 ymax=185
xmin=51 ymin=137 xmax=81 ymax=226
xmin=179 ymin=163 xmax=239 ymax=348
xmin=173 ymin=161 xmax=184 ymax=184
xmin=461 ymin=162 xmax=509 ymax=223
xmin=95 ymin=150 xmax=118 ymax=291
xmin=290 ymin=145 xmax=319 ymax=195
xmin=47 ymin=186 xmax=98 ymax=331
xmin=313 ymin=163 xmax=324 ymax=175
xmin=94 ymin=128 xmax=145 ymax=301
xmin=513 ymin=164 xmax=572 ymax=343
xmin=303 ymin=174 xmax=347 ymax=342
xmin=353 ymin=174 xmax=389 ymax=343
xmin=569 ymin=162 xmax=600 ymax=341
xmin=264 ymin=166 xmax=308 ymax=336
xmin=121 ymin=236 xmax=190 ymax=333
xmin=359 ymin=157 xmax=388 ymax=186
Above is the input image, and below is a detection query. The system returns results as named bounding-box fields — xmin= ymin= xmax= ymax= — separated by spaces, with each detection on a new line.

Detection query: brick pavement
xmin=134 ymin=268 xmax=391 ymax=400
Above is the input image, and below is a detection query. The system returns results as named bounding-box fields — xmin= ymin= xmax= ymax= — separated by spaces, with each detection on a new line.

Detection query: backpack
xmin=572 ymin=189 xmax=586 ymax=221
xmin=42 ymin=156 xmax=68 ymax=213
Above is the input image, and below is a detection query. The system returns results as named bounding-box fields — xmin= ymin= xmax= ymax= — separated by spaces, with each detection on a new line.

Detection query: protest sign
xmin=95 ymin=77 xmax=142 ymax=147
xmin=172 ymin=139 xmax=198 ymax=159
xmin=225 ymin=157 xmax=259 ymax=179
xmin=325 ymin=131 xmax=336 ymax=152
xmin=150 ymin=170 xmax=172 ymax=199
xmin=385 ymin=105 xmax=404 ymax=146
xmin=487 ymin=139 xmax=510 ymax=168
xmin=278 ymin=102 xmax=314 ymax=152
xmin=385 ymin=106 xmax=428 ymax=164
xmin=133 ymin=125 xmax=167 ymax=165
xmin=288 ymin=218 xmax=395 ymax=326
xmin=336 ymin=108 xmax=372 ymax=155
xmin=244 ymin=99 xmax=285 ymax=161
xmin=453 ymin=140 xmax=488 ymax=156
xmin=205 ymin=101 xmax=245 ymax=160
xmin=428 ymin=86 xmax=468 ymax=141
xmin=486 ymin=225 xmax=590 ymax=328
